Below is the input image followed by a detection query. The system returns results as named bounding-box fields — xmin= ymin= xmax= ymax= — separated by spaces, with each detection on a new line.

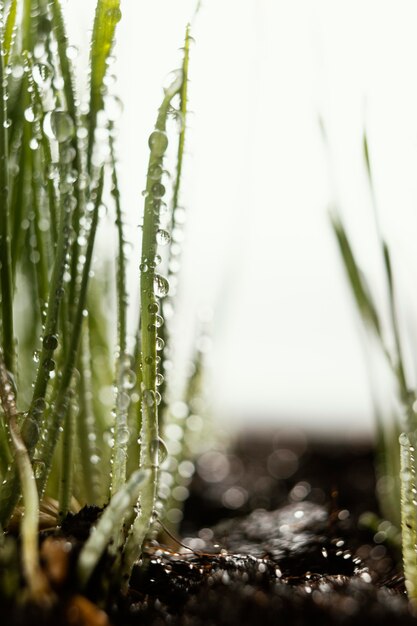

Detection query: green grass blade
xmin=77 ymin=469 xmax=147 ymax=588
xmin=3 ymin=0 xmax=17 ymax=68
xmin=159 ymin=25 xmax=191 ymax=420
xmin=58 ymin=401 xmax=74 ymax=519
xmin=122 ymin=70 xmax=184 ymax=583
xmin=0 ymin=157 xmax=73 ymax=526
xmin=0 ymin=35 xmax=15 ymax=374
xmin=330 ymin=211 xmax=381 ymax=337
xmin=0 ymin=353 xmax=49 ymax=601
xmin=400 ymin=431 xmax=417 ymax=606
xmin=109 ymin=128 xmax=130 ymax=495
xmin=87 ymin=0 xmax=122 ymax=169
xmin=36 ymin=168 xmax=105 ymax=498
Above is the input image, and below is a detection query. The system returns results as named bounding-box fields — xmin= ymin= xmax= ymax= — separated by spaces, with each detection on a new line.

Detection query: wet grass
xmin=330 ymin=130 xmax=417 ymax=604
xmin=0 ymin=0 xmax=195 ymax=600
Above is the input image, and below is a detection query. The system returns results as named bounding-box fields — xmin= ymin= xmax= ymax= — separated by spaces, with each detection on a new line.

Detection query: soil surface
xmin=1 ymin=432 xmax=415 ymax=625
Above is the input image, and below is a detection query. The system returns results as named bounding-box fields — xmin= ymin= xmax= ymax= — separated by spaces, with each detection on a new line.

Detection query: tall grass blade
xmin=87 ymin=0 xmax=121 ymax=169
xmin=400 ymin=431 xmax=417 ymax=605
xmin=122 ymin=67 xmax=184 ymax=583
xmin=330 ymin=212 xmax=381 ymax=337
xmin=109 ymin=129 xmax=130 ymax=495
xmin=3 ymin=0 xmax=17 ymax=68
xmin=0 ymin=34 xmax=15 ymax=374
xmin=36 ymin=168 xmax=105 ymax=498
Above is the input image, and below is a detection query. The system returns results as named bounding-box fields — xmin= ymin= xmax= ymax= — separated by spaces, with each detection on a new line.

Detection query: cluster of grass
xmin=331 ymin=132 xmax=417 ymax=604
xmin=0 ymin=0 xmax=197 ymax=601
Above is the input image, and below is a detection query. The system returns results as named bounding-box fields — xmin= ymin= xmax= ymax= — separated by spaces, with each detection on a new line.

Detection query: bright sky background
xmin=65 ymin=1 xmax=417 ymax=437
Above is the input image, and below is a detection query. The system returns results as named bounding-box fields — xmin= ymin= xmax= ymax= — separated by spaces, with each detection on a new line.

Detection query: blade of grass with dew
xmin=3 ymin=0 xmax=17 ymax=68
xmin=27 ymin=56 xmax=59 ymax=244
xmin=126 ymin=328 xmax=142 ymax=479
xmin=0 ymin=352 xmax=50 ymax=602
xmin=77 ymin=469 xmax=148 ymax=589
xmin=0 ymin=153 xmax=73 ymax=526
xmin=109 ymin=125 xmax=130 ymax=495
xmin=76 ymin=323 xmax=101 ymax=504
xmin=121 ymin=67 xmax=185 ymax=583
xmin=158 ymin=24 xmax=191 ymax=421
xmin=87 ymin=0 xmax=121 ymax=171
xmin=0 ymin=31 xmax=15 ymax=375
xmin=50 ymin=0 xmax=86 ymax=316
xmin=58 ymin=401 xmax=75 ymax=520
xmin=400 ymin=431 xmax=417 ymax=605
xmin=36 ymin=168 xmax=105 ymax=503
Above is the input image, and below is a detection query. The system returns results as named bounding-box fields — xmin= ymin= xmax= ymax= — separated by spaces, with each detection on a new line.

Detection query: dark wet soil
xmin=2 ymin=433 xmax=415 ymax=625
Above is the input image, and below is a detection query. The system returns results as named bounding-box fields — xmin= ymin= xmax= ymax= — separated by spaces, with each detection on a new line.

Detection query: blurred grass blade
xmin=0 ymin=353 xmax=50 ymax=601
xmin=330 ymin=211 xmax=381 ymax=337
xmin=0 ymin=34 xmax=14 ymax=374
xmin=36 ymin=168 xmax=105 ymax=498
xmin=50 ymin=0 xmax=77 ymax=122
xmin=3 ymin=0 xmax=17 ymax=67
xmin=88 ymin=0 xmax=122 ymax=168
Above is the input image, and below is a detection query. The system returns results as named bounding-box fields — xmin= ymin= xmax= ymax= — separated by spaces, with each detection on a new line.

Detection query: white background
xmin=65 ymin=1 xmax=417 ymax=437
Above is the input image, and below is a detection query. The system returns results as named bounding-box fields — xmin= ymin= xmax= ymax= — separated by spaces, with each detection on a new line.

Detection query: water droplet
xmin=156 ymin=337 xmax=165 ymax=351
xmin=116 ymin=426 xmax=129 ymax=445
xmin=148 ymin=130 xmax=168 ymax=157
xmin=139 ymin=262 xmax=148 ymax=273
xmin=149 ymin=163 xmax=162 ymax=180
xmin=24 ymin=107 xmax=35 ymax=123
xmin=144 ymin=356 xmax=153 ymax=365
xmin=32 ymin=63 xmax=52 ymax=89
xmin=150 ymin=437 xmax=168 ymax=466
xmin=148 ymin=302 xmax=159 ymax=314
xmin=22 ymin=418 xmax=39 ymax=448
xmin=143 ymin=389 xmax=155 ymax=406
xmin=153 ymin=274 xmax=169 ymax=298
xmin=151 ymin=182 xmax=165 ymax=198
xmin=104 ymin=95 xmax=123 ymax=121
xmin=123 ymin=369 xmax=136 ymax=390
xmin=43 ymin=358 xmax=55 ymax=372
xmin=154 ymin=314 xmax=164 ymax=328
xmin=43 ymin=110 xmax=74 ymax=143
xmin=42 ymin=334 xmax=58 ymax=351
xmin=66 ymin=45 xmax=78 ymax=60
xmin=117 ymin=391 xmax=130 ymax=411
xmin=156 ymin=373 xmax=164 ymax=386
xmin=156 ymin=229 xmax=171 ymax=246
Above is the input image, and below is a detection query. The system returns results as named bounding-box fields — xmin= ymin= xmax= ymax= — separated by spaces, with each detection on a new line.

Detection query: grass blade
xmin=0 ymin=34 xmax=15 ymax=374
xmin=0 ymin=353 xmax=50 ymax=602
xmin=77 ymin=469 xmax=147 ymax=588
xmin=122 ymin=69 xmax=184 ymax=583
xmin=36 ymin=168 xmax=105 ymax=498
xmin=109 ymin=128 xmax=130 ymax=495
xmin=400 ymin=431 xmax=417 ymax=606
xmin=87 ymin=0 xmax=121 ymax=169
xmin=3 ymin=0 xmax=17 ymax=68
